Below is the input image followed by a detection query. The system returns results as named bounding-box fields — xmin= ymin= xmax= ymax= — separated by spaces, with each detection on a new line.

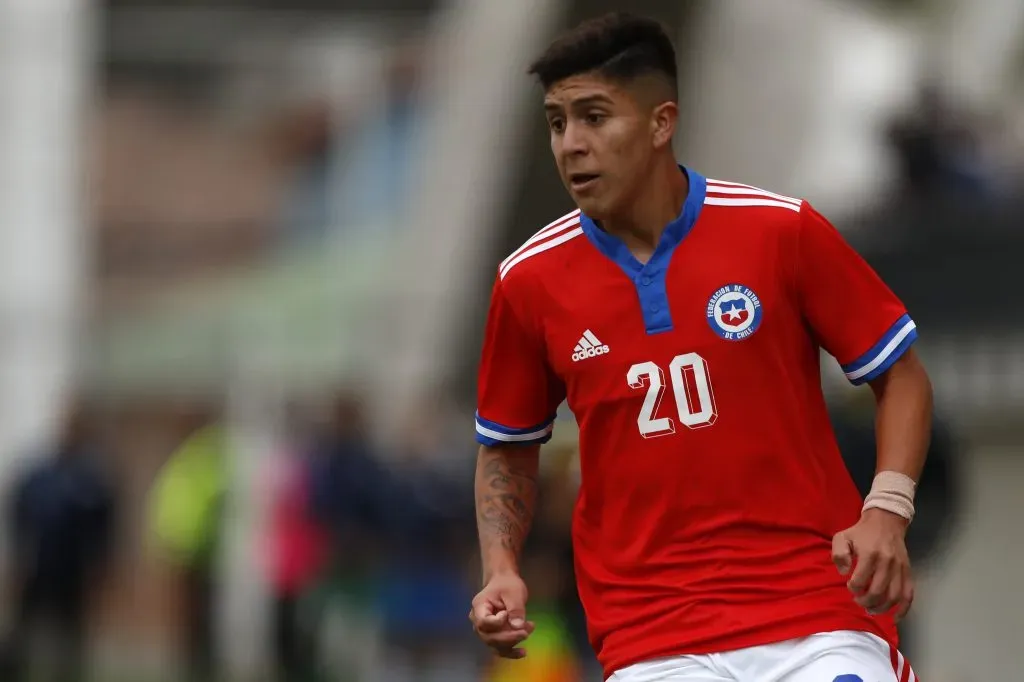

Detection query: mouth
xmin=569 ymin=173 xmax=600 ymax=192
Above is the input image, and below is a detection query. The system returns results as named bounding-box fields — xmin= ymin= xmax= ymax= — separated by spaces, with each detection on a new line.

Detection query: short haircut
xmin=528 ymin=12 xmax=678 ymax=99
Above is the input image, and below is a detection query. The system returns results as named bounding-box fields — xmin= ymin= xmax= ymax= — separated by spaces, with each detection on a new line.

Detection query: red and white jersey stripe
xmin=704 ymin=178 xmax=804 ymax=213
xmin=500 ymin=209 xmax=583 ymax=279
xmin=891 ymin=644 xmax=920 ymax=682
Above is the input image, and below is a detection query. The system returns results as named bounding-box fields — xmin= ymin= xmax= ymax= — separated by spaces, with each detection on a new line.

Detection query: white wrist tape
xmin=862 ymin=471 xmax=917 ymax=522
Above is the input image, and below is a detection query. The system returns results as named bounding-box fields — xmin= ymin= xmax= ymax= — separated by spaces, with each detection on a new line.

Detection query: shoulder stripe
xmin=704 ymin=197 xmax=803 ymax=213
xmin=707 ymin=178 xmax=771 ymax=188
xmin=706 ymin=181 xmax=801 ymax=207
xmin=500 ymin=223 xmax=583 ymax=279
xmin=708 ymin=178 xmax=797 ymax=192
xmin=501 ymin=209 xmax=582 ymax=271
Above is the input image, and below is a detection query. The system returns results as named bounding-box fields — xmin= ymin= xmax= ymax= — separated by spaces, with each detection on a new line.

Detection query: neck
xmin=600 ymin=156 xmax=688 ymax=249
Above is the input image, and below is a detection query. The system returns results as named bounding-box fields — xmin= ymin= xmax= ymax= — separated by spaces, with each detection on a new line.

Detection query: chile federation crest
xmin=706 ymin=284 xmax=763 ymax=341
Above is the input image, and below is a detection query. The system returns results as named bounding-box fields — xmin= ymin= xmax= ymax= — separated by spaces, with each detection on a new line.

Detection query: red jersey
xmin=474 ymin=168 xmax=918 ymax=678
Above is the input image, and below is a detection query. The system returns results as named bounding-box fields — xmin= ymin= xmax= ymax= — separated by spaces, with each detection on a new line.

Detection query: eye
xmin=548 ymin=117 xmax=566 ymax=133
xmin=585 ymin=111 xmax=607 ymax=125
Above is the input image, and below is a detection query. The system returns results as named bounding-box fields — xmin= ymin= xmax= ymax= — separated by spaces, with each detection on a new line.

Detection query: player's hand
xmin=831 ymin=508 xmax=915 ymax=621
xmin=469 ymin=570 xmax=535 ymax=659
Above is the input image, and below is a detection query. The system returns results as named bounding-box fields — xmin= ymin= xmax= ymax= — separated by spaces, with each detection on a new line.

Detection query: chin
xmin=573 ymin=195 xmax=607 ymax=218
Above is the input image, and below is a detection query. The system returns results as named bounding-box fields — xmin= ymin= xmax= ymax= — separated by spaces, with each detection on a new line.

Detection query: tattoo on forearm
xmin=476 ymin=450 xmax=538 ymax=558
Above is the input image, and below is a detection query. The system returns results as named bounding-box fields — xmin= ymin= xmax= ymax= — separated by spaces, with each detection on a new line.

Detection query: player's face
xmin=543 ymin=74 xmax=661 ymax=218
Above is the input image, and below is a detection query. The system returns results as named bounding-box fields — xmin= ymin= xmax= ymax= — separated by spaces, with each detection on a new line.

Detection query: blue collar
xmin=579 ymin=166 xmax=707 ymax=276
xmin=578 ymin=166 xmax=707 ymax=334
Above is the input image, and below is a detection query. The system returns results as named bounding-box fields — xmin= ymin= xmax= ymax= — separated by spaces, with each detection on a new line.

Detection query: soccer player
xmin=469 ymin=11 xmax=934 ymax=682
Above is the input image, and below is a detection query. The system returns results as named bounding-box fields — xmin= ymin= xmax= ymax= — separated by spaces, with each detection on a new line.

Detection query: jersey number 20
xmin=627 ymin=353 xmax=717 ymax=438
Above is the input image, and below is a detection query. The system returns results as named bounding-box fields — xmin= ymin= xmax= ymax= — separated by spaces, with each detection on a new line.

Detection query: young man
xmin=470 ymin=12 xmax=933 ymax=682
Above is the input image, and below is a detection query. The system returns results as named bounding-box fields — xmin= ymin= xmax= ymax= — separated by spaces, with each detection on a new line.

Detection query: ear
xmin=650 ymin=101 xmax=678 ymax=150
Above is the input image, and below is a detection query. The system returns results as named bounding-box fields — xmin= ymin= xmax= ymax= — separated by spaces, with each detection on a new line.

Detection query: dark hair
xmin=528 ymin=12 xmax=678 ymax=97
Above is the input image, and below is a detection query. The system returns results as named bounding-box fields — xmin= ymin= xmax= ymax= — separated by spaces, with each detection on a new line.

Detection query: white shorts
xmin=609 ymin=630 xmax=918 ymax=682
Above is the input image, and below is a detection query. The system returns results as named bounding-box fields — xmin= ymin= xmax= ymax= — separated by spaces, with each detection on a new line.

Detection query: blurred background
xmin=0 ymin=0 xmax=1022 ymax=680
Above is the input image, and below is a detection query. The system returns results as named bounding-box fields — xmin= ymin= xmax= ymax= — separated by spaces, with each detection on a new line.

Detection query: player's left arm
xmin=794 ymin=202 xmax=933 ymax=619
xmin=838 ymin=348 xmax=933 ymax=619
xmin=867 ymin=348 xmax=933 ymax=488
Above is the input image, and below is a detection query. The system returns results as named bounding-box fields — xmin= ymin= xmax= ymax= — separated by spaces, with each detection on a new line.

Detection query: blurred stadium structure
xmin=1 ymin=0 xmax=1023 ymax=680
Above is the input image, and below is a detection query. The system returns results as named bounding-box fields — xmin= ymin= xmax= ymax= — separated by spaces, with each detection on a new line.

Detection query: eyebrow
xmin=544 ymin=94 xmax=615 ymax=113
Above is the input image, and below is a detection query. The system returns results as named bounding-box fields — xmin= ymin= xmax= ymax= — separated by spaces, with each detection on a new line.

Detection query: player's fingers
xmin=831 ymin=532 xmax=854 ymax=576
xmin=470 ymin=600 xmax=499 ymax=624
xmin=877 ymin=567 xmax=903 ymax=616
xmin=858 ymin=550 xmax=895 ymax=613
xmin=846 ymin=546 xmax=878 ymax=595
xmin=895 ymin=566 xmax=915 ymax=622
xmin=494 ymin=646 xmax=527 ymax=660
xmin=866 ymin=557 xmax=902 ymax=615
xmin=481 ymin=628 xmax=532 ymax=648
xmin=504 ymin=599 xmax=529 ymax=630
xmin=474 ymin=609 xmax=509 ymax=633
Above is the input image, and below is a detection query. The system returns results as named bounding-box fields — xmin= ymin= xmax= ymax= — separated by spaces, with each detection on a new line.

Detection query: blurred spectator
xmin=307 ymin=393 xmax=395 ymax=571
xmin=261 ymin=405 xmax=329 ymax=682
xmin=1 ymin=401 xmax=116 ymax=682
xmin=373 ymin=400 xmax=478 ymax=682
xmin=305 ymin=393 xmax=397 ymax=678
xmin=146 ymin=404 xmax=227 ymax=682
xmin=885 ymin=81 xmax=994 ymax=200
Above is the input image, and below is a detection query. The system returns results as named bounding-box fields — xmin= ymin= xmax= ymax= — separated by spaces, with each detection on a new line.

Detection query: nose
xmin=561 ymin=120 xmax=589 ymax=156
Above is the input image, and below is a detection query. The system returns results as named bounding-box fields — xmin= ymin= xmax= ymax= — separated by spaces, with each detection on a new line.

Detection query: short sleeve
xmin=475 ymin=275 xmax=565 ymax=446
xmin=796 ymin=202 xmax=918 ymax=385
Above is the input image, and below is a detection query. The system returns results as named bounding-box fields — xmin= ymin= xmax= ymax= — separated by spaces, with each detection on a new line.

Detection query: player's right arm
xmin=475 ymin=443 xmax=540 ymax=582
xmin=470 ymin=273 xmax=565 ymax=658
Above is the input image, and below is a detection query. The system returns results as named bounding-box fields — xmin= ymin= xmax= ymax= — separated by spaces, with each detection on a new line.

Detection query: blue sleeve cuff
xmin=474 ymin=412 xmax=555 ymax=446
xmin=841 ymin=313 xmax=918 ymax=385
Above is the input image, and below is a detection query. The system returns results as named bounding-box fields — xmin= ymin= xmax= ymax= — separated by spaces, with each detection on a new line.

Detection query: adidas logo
xmin=572 ymin=329 xmax=610 ymax=362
